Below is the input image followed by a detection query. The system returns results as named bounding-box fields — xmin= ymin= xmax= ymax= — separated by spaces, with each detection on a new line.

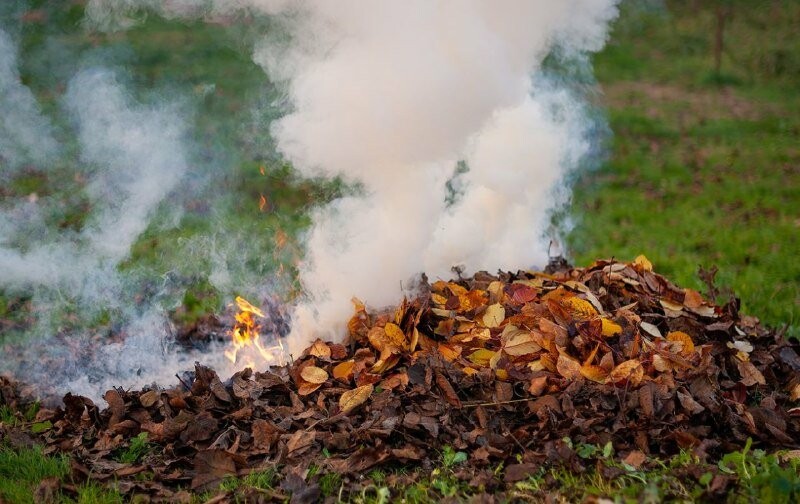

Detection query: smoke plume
xmin=84 ymin=0 xmax=619 ymax=351
xmin=247 ymin=1 xmax=618 ymax=350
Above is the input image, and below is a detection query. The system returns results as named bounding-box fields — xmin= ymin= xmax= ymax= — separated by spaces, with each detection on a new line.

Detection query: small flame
xmin=259 ymin=193 xmax=267 ymax=212
xmin=224 ymin=296 xmax=284 ymax=367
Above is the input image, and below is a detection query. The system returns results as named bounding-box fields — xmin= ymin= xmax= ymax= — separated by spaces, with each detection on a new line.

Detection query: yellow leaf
xmin=609 ymin=360 xmax=644 ymax=386
xmin=384 ymin=322 xmax=407 ymax=348
xmin=447 ymin=283 xmax=468 ymax=296
xmin=368 ymin=326 xmax=403 ymax=355
xmin=459 ymin=290 xmax=487 ymax=312
xmin=462 ymin=367 xmax=478 ymax=376
xmin=495 ymin=369 xmax=509 ymax=381
xmin=300 ymin=366 xmax=328 ymax=384
xmin=431 ymin=293 xmax=448 ymax=306
xmin=482 ymin=303 xmax=505 ymax=328
xmin=556 ymin=353 xmax=583 ymax=380
xmin=666 ymin=331 xmax=695 ymax=356
xmin=371 ymin=354 xmax=400 ymax=374
xmin=601 ymin=318 xmax=623 ymax=337
xmin=633 ymin=254 xmax=653 ymax=271
xmin=339 ymin=384 xmax=373 ymax=413
xmin=467 ymin=348 xmax=496 ymax=367
xmin=487 ymin=281 xmax=505 ymax=303
xmin=580 ymin=365 xmax=608 ymax=383
xmin=409 ymin=327 xmax=419 ymax=352
xmin=528 ymin=360 xmax=545 ymax=372
xmin=561 ymin=296 xmax=597 ymax=321
xmin=438 ymin=343 xmax=462 ymax=361
xmin=540 ymin=354 xmax=557 ymax=372
xmin=332 ymin=360 xmax=355 ymax=381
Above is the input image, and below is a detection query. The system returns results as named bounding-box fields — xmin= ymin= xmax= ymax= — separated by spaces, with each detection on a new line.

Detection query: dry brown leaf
xmin=297 ymin=381 xmax=322 ymax=396
xmin=308 ymin=339 xmax=331 ymax=358
xmin=736 ymin=360 xmax=766 ymax=386
xmin=483 ymin=303 xmax=505 ymax=328
xmin=339 ymin=384 xmax=374 ymax=414
xmin=502 ymin=327 xmax=541 ymax=356
xmin=300 ymin=366 xmax=329 ymax=384
xmin=683 ymin=288 xmax=705 ymax=309
xmin=639 ymin=321 xmax=662 ymax=339
xmin=529 ymin=375 xmax=548 ymax=396
xmin=623 ymin=450 xmax=647 ymax=469
xmin=556 ymin=352 xmax=583 ymax=380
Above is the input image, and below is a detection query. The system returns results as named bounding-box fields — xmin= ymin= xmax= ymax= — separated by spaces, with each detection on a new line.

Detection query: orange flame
xmin=259 ymin=193 xmax=267 ymax=212
xmin=224 ymin=296 xmax=284 ymax=368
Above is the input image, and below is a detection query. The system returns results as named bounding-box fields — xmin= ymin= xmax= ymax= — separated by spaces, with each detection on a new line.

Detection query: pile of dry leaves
xmin=2 ymin=257 xmax=799 ymax=501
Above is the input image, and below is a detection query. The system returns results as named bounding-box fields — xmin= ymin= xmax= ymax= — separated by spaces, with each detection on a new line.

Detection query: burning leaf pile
xmin=1 ymin=257 xmax=799 ymax=501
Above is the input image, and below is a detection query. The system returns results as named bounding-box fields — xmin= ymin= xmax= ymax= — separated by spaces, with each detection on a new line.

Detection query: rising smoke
xmin=1 ymin=1 xmax=619 ymax=398
xmin=239 ymin=1 xmax=619 ymax=349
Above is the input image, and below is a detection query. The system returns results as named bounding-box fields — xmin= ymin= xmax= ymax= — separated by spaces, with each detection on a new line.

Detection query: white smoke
xmin=84 ymin=0 xmax=619 ymax=355
xmin=0 ymin=44 xmax=211 ymax=397
xmin=0 ymin=27 xmax=59 ymax=172
xmin=250 ymin=1 xmax=620 ymax=348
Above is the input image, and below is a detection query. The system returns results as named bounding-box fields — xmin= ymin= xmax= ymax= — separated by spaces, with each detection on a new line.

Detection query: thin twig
xmin=175 ymin=373 xmax=192 ymax=391
xmin=461 ymin=398 xmax=531 ymax=408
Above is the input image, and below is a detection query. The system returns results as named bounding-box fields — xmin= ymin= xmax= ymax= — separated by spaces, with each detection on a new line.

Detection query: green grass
xmin=569 ymin=0 xmax=800 ymax=337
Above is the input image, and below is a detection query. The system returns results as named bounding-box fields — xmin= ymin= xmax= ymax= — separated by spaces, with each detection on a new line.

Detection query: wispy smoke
xmin=0 ymin=27 xmax=221 ymax=398
xmin=0 ymin=27 xmax=59 ymax=172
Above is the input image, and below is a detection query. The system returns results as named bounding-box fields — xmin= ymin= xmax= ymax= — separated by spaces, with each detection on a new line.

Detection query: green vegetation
xmin=569 ymin=0 xmax=800 ymax=337
xmin=114 ymin=432 xmax=151 ymax=464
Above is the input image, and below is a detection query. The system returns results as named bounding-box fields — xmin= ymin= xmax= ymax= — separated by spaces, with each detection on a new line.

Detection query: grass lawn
xmin=569 ymin=0 xmax=800 ymax=338
xmin=1 ymin=0 xmax=799 ymax=502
